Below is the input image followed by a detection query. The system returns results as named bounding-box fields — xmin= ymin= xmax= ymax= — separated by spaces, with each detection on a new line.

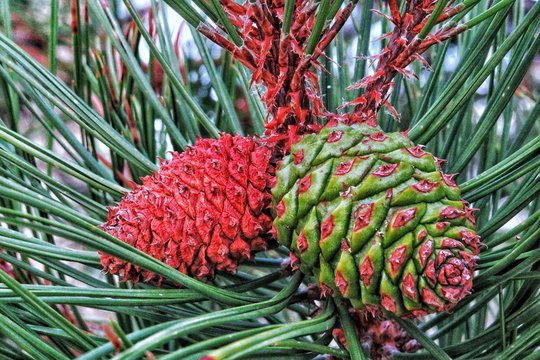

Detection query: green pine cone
xmin=272 ymin=122 xmax=481 ymax=317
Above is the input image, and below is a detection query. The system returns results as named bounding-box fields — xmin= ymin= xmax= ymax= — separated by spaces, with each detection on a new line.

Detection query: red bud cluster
xmin=199 ymin=0 xmax=355 ymax=148
xmin=342 ymin=0 xmax=467 ymax=124
xmin=333 ymin=309 xmax=421 ymax=360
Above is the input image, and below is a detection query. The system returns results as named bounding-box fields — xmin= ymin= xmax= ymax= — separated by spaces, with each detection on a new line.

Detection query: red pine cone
xmin=100 ymin=134 xmax=275 ymax=284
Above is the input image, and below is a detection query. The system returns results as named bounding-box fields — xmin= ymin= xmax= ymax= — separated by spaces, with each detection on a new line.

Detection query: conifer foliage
xmin=0 ymin=0 xmax=538 ymax=359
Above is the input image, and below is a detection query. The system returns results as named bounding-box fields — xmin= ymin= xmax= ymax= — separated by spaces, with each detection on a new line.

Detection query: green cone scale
xmin=272 ymin=122 xmax=481 ymax=317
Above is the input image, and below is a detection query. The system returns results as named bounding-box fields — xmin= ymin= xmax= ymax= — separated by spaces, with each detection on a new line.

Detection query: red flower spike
xmin=199 ymin=0 xmax=351 ymax=150
xmin=100 ymin=135 xmax=275 ymax=283
xmin=344 ymin=0 xmax=468 ymax=125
